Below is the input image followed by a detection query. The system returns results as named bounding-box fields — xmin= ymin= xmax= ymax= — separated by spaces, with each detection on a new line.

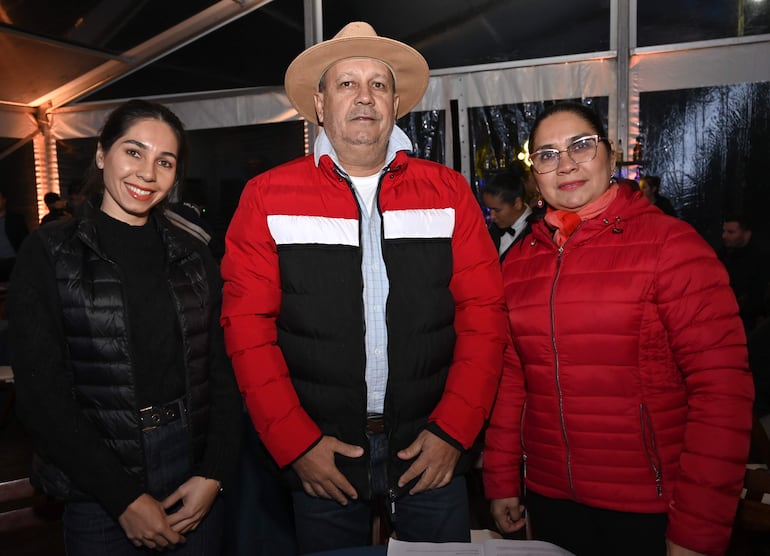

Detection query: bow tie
xmin=501 ymin=227 xmax=516 ymax=236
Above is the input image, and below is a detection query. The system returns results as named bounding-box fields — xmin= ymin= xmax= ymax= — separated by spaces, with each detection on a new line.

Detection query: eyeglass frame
xmin=528 ymin=134 xmax=608 ymax=174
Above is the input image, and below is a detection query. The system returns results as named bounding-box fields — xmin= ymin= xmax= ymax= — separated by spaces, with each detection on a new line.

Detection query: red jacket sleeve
xmin=220 ymin=176 xmax=321 ymax=467
xmin=483 ymin=324 xmax=526 ymax=500
xmin=656 ymin=222 xmax=754 ymax=555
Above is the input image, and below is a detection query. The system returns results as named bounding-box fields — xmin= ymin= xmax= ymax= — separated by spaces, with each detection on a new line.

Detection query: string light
xmin=32 ymin=128 xmax=60 ymax=223
xmin=516 ymin=140 xmax=532 ymax=168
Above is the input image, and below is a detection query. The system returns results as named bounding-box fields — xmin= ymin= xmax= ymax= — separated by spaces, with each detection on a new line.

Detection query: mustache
xmin=349 ymin=109 xmax=379 ymax=120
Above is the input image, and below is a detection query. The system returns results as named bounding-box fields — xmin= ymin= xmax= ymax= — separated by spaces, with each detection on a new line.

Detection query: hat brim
xmin=285 ymin=36 xmax=429 ymax=125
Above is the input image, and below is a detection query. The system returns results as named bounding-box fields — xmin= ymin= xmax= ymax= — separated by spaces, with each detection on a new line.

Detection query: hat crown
xmin=284 ymin=21 xmax=429 ymax=125
xmin=333 ymin=22 xmax=378 ymax=40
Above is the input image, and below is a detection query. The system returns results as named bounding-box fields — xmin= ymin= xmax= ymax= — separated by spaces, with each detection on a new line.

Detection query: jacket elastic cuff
xmin=425 ymin=422 xmax=465 ymax=453
xmin=286 ymin=433 xmax=324 ymax=468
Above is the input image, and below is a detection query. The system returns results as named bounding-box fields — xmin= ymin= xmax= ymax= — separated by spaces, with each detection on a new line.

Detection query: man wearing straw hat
xmin=221 ymin=22 xmax=505 ymax=553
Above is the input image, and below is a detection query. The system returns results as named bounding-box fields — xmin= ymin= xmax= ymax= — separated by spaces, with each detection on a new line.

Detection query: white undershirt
xmin=350 ymin=173 xmax=380 ymax=216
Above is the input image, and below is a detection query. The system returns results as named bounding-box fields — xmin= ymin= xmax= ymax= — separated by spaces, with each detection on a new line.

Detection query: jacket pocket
xmin=640 ymin=403 xmax=663 ymax=497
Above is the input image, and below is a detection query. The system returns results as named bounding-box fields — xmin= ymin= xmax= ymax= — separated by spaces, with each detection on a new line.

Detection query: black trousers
xmin=526 ymin=489 xmax=668 ymax=556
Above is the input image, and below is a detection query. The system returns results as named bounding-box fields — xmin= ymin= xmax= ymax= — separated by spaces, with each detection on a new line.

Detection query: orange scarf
xmin=544 ymin=184 xmax=619 ymax=246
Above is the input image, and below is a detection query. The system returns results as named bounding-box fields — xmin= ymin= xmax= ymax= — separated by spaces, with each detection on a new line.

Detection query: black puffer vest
xmin=31 ymin=209 xmax=212 ymax=501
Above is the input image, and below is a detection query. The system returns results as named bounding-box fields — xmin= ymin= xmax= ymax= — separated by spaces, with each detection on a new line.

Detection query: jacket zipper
xmin=377 ymin=164 xmax=400 ymax=522
xmin=336 ymin=167 xmax=374 ymax=499
xmin=341 ymin=164 xmax=401 ymax=505
xmin=640 ymin=403 xmax=663 ymax=496
xmin=550 ymin=243 xmax=576 ymax=498
xmin=520 ymin=400 xmax=528 ymax=497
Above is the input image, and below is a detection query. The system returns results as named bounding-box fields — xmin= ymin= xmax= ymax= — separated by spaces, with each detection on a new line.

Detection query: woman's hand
xmin=490 ymin=497 xmax=527 ymax=533
xmin=118 ymin=493 xmax=185 ymax=549
xmin=666 ymin=539 xmax=706 ymax=556
xmin=163 ymin=476 xmax=220 ymax=534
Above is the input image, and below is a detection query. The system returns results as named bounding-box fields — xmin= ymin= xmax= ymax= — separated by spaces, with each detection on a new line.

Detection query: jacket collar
xmin=313 ymin=125 xmax=413 ymax=178
xmin=532 ymin=184 xmax=651 ymax=247
xmin=74 ymin=199 xmax=194 ymax=262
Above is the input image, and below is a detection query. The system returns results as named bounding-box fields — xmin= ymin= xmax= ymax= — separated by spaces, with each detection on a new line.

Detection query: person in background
xmin=0 ymin=186 xmax=29 ymax=282
xmin=40 ymin=191 xmax=72 ymax=225
xmin=482 ymin=165 xmax=535 ymax=262
xmin=221 ymin=21 xmax=506 ymax=554
xmin=483 ymin=101 xmax=754 ymax=556
xmin=719 ymin=213 xmax=770 ymax=333
xmin=8 ymin=99 xmax=242 ymax=554
xmin=165 ymin=179 xmax=214 ymax=247
xmin=640 ymin=175 xmax=677 ymax=217
xmin=64 ymin=180 xmax=89 ymax=216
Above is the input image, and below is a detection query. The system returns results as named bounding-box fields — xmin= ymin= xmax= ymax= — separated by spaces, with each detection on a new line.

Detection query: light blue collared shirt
xmin=314 ymin=126 xmax=414 ymax=414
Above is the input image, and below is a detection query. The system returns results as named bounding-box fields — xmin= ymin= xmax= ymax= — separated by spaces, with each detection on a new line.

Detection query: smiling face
xmin=313 ymin=57 xmax=399 ymax=175
xmin=531 ymin=111 xmax=614 ymax=212
xmin=95 ymin=118 xmax=179 ymax=225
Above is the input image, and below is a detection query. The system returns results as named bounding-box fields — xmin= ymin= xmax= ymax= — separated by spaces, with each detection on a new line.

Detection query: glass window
xmin=323 ymin=0 xmax=611 ymax=69
xmin=4 ymin=0 xmax=217 ymax=52
xmin=639 ymin=82 xmax=770 ymax=245
xmin=84 ymin=0 xmax=304 ymax=101
xmin=638 ymin=0 xmax=770 ymax=47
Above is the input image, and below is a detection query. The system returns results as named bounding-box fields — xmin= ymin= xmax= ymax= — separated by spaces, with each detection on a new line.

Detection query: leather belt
xmin=366 ymin=414 xmax=385 ymax=435
xmin=139 ymin=399 xmax=185 ymax=431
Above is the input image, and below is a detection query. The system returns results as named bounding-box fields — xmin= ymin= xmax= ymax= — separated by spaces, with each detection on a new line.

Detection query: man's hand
xmin=490 ymin=497 xmax=526 ymax=533
xmin=163 ymin=476 xmax=220 ymax=534
xmin=396 ymin=430 xmax=460 ymax=494
xmin=292 ymin=435 xmax=364 ymax=505
xmin=118 ymin=493 xmax=185 ymax=550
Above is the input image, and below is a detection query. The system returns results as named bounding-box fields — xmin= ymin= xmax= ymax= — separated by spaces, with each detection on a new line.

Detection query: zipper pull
xmin=388 ymin=488 xmax=397 ymax=523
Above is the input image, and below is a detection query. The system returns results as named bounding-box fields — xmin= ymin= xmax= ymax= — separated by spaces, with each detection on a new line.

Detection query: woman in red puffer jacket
xmin=483 ymin=101 xmax=754 ymax=556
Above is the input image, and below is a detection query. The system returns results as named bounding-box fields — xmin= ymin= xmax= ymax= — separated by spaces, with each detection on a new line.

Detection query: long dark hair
xmin=82 ymin=99 xmax=188 ymax=203
xmin=528 ymin=101 xmax=610 ymax=154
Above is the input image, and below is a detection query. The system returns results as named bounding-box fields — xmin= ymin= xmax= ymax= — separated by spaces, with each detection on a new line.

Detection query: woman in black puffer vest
xmin=8 ymin=99 xmax=241 ymax=555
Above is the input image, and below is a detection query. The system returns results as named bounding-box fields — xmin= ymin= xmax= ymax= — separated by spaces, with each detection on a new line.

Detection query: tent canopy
xmin=4 ymin=0 xmax=762 ymax=140
xmin=1 ymin=0 xmax=769 ymax=240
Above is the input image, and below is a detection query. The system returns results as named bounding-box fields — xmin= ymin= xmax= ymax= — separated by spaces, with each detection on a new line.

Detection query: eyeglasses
xmin=528 ymin=135 xmax=605 ymax=174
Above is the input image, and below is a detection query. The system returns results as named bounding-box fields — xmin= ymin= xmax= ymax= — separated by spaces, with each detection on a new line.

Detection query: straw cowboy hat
xmin=284 ymin=21 xmax=429 ymax=125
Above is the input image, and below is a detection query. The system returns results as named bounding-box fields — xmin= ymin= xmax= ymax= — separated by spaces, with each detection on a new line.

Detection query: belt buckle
xmin=140 ymin=405 xmax=159 ymax=432
xmin=140 ymin=402 xmax=180 ymax=432
xmin=366 ymin=414 xmax=385 ymax=435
